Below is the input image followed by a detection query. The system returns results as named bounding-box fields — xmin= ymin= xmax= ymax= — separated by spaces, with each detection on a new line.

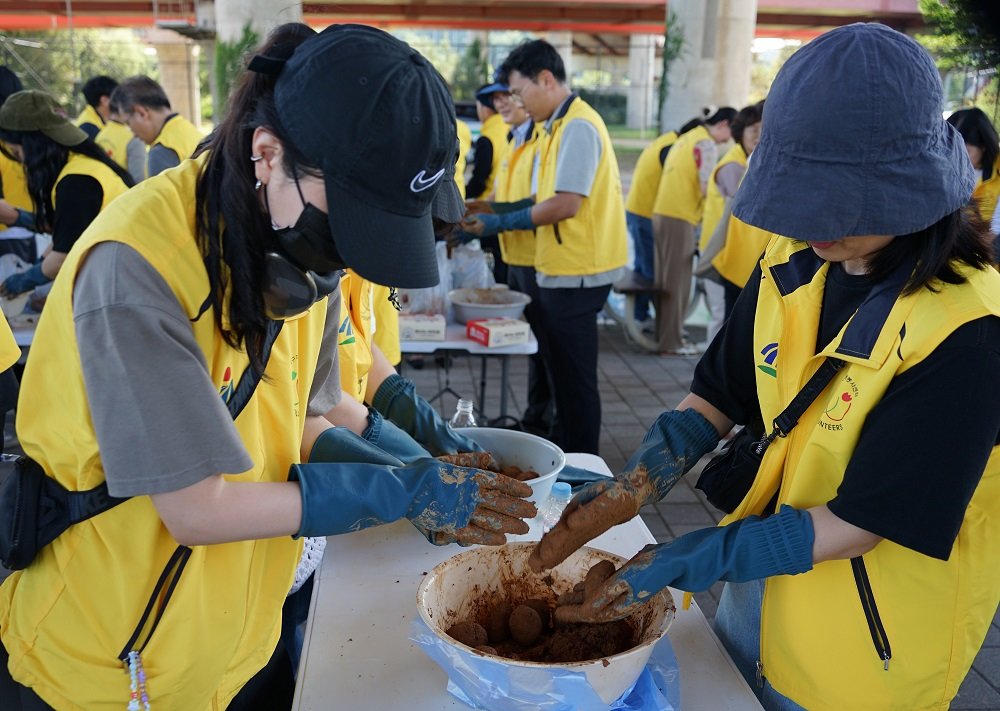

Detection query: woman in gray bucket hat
xmin=529 ymin=22 xmax=1000 ymax=710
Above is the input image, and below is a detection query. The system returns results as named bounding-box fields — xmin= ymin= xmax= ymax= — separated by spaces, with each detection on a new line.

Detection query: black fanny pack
xmin=696 ymin=358 xmax=845 ymax=513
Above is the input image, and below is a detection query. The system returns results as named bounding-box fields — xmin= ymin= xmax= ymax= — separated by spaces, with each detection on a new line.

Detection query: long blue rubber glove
xmin=2 ymin=261 xmax=49 ymax=296
xmin=362 ymin=408 xmax=433 ymax=464
xmin=530 ymin=408 xmax=720 ymax=571
xmin=556 ymin=505 xmax=815 ymax=623
xmin=467 ymin=207 xmax=535 ymax=237
xmin=372 ymin=373 xmax=483 ymax=456
xmin=295 ymin=427 xmax=536 ymax=544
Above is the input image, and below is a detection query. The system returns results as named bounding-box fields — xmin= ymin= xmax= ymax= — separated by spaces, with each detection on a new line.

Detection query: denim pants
xmin=713 ymin=580 xmax=807 ymax=711
xmin=626 ymin=211 xmax=654 ymax=321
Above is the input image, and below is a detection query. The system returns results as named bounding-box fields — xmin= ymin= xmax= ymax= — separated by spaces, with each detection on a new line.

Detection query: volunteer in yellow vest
xmin=112 ymin=75 xmax=203 ymax=178
xmin=0 ymin=90 xmax=134 ymax=297
xmin=464 ymin=40 xmax=628 ymax=454
xmin=0 ymin=68 xmax=39 ymax=263
xmin=74 ymin=75 xmax=117 ymax=140
xmin=533 ymin=24 xmax=1000 ymax=711
xmin=455 ymin=117 xmax=472 ymax=198
xmin=947 ymin=107 xmax=1000 ymax=226
xmin=698 ymin=101 xmax=763 ymax=339
xmin=623 ymin=117 xmax=705 ymax=324
xmin=0 ymin=24 xmax=534 ymax=710
xmin=651 ymin=106 xmax=735 ymax=354
xmin=95 ymin=94 xmax=148 ymax=185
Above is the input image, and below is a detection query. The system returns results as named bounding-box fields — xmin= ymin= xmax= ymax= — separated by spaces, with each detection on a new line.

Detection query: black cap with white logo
xmin=274 ymin=24 xmax=462 ymax=289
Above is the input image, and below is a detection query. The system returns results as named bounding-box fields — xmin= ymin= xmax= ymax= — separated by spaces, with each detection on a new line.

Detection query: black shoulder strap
xmin=753 ymin=358 xmax=845 ymax=455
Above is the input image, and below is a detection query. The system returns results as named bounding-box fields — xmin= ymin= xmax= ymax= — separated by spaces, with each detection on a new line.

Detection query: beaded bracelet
xmin=126 ymin=650 xmax=151 ymax=710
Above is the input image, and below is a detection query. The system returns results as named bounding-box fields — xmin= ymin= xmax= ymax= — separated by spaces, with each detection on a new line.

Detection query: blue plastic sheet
xmin=410 ymin=617 xmax=681 ymax=711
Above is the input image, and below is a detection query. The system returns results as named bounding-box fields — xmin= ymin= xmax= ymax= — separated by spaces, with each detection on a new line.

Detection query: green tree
xmin=0 ymin=29 xmax=156 ymax=113
xmin=657 ymin=9 xmax=686 ymax=131
xmin=452 ymin=37 xmax=490 ymax=101
xmin=213 ymin=25 xmax=259 ymax=122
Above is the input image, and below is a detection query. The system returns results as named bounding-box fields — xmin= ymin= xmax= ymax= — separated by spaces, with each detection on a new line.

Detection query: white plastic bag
xmin=398 ymin=242 xmax=451 ymax=315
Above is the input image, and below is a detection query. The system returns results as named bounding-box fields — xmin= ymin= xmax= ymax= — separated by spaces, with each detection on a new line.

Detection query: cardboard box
xmin=466 ymin=318 xmax=530 ymax=348
xmin=398 ymin=313 xmax=447 ymax=341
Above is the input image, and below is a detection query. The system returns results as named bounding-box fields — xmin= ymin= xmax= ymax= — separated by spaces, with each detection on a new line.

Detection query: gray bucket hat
xmin=731 ymin=23 xmax=974 ymax=241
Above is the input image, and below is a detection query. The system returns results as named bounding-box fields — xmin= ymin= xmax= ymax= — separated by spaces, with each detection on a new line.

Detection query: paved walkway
xmin=404 ymin=317 xmax=1000 ymax=710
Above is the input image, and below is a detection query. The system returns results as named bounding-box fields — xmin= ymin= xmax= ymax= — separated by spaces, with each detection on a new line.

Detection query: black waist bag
xmin=0 ymin=456 xmax=126 ymax=570
xmin=695 ymin=357 xmax=846 ymax=514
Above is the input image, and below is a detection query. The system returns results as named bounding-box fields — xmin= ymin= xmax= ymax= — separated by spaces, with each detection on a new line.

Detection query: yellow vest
xmin=700 ymin=143 xmax=746 ymax=253
xmin=711 ymin=216 xmax=773 ymax=288
xmin=338 ymin=270 xmax=376 ymax=403
xmin=0 ymin=317 xmax=19 ymax=370
xmin=95 ymin=120 xmax=134 ymax=170
xmin=973 ymin=156 xmax=1000 ymax=224
xmin=456 ymin=119 xmax=472 ymax=199
xmin=75 ymin=104 xmax=105 ymax=134
xmin=152 ymin=114 xmax=203 ymax=165
xmin=534 ymin=96 xmax=628 ymax=277
xmin=720 ymin=239 xmax=1000 ymax=710
xmin=53 ymin=152 xmax=130 ymax=222
xmin=496 ymin=122 xmax=539 ymax=267
xmin=624 ymin=130 xmax=678 ymax=218
xmin=0 ymin=157 xmax=328 ymax=710
xmin=476 ymin=113 xmax=510 ymax=198
xmin=372 ymin=283 xmax=401 ymax=366
xmin=0 ymin=150 xmax=32 ymax=237
xmin=653 ymin=124 xmax=712 ymax=225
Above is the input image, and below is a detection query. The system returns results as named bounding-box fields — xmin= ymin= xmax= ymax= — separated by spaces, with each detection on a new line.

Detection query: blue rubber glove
xmin=467 ymin=207 xmax=535 ymax=237
xmin=529 ymin=409 xmax=720 ymax=571
xmin=372 ymin=373 xmax=484 ymax=456
xmin=12 ymin=208 xmax=35 ymax=230
xmin=293 ymin=427 xmax=536 ymax=543
xmin=362 ymin=408 xmax=433 ymax=464
xmin=2 ymin=261 xmax=49 ymax=296
xmin=556 ymin=505 xmax=815 ymax=623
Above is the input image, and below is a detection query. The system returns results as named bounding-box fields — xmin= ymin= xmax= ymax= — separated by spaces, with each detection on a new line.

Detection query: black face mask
xmin=262 ymin=179 xmax=345 ymax=320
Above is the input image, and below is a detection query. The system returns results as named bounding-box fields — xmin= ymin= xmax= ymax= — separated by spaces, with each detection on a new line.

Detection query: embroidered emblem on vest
xmin=338 ymin=315 xmax=355 ymax=346
xmin=219 ymin=366 xmax=234 ymax=404
xmin=758 ymin=342 xmax=778 ymax=377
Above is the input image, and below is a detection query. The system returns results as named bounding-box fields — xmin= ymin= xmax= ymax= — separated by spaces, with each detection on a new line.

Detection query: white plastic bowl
xmin=416 ymin=542 xmax=675 ymax=705
xmin=455 ymin=427 xmax=564 ymax=507
xmin=449 ymin=287 xmax=531 ymax=324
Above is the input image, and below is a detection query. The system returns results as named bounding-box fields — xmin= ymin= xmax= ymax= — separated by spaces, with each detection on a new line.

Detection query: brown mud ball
xmin=436 ymin=452 xmax=500 ymax=471
xmin=523 ymin=598 xmax=551 ymax=626
xmin=484 ymin=603 xmax=512 ymax=643
xmin=500 ymin=465 xmax=540 ymax=482
xmin=447 ymin=621 xmax=488 ymax=648
xmin=583 ymin=560 xmax=617 ymax=599
xmin=508 ymin=604 xmax=544 ymax=647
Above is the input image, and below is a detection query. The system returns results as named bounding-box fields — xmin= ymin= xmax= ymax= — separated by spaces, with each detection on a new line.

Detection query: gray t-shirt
xmin=73 ymin=241 xmax=342 ymax=497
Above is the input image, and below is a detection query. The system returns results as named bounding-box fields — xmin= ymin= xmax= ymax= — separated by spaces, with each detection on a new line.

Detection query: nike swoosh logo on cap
xmin=410 ymin=168 xmax=446 ymax=193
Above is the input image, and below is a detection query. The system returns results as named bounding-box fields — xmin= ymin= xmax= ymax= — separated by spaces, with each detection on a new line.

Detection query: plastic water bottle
xmin=541 ymin=482 xmax=573 ymax=533
xmin=449 ymin=399 xmax=477 ymax=428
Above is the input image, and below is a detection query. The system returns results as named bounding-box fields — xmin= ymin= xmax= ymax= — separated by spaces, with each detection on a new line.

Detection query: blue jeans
xmin=712 ymin=580 xmax=808 ymax=711
xmin=626 ymin=211 xmax=654 ymax=321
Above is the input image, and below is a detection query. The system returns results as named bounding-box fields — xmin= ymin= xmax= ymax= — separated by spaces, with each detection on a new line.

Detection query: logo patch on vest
xmin=219 ymin=366 xmax=234 ymax=404
xmin=757 ymin=342 xmax=778 ymax=377
xmin=338 ymin=315 xmax=355 ymax=346
xmin=820 ymin=375 xmax=859 ymax=430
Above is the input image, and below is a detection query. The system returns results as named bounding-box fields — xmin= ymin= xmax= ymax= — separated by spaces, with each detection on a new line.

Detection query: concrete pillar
xmin=626 ymin=33 xmax=657 ymax=132
xmin=545 ymin=31 xmax=574 ymax=82
xmin=149 ymin=33 xmax=202 ymax=126
xmin=214 ymin=0 xmax=302 ymax=44
xmin=660 ymin=0 xmax=757 ymax=131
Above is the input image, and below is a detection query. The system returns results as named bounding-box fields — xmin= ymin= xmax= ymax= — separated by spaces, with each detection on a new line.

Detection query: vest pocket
xmin=851 ymin=556 xmax=893 ymax=670
xmin=117 ymin=545 xmax=193 ymax=663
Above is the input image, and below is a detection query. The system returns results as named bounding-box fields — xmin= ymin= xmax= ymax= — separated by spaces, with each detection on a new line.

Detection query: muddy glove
xmin=530 ymin=408 xmax=719 ymax=571
xmin=2 ymin=262 xmax=49 ymax=296
xmin=556 ymin=505 xmax=815 ymax=624
xmin=294 ymin=427 xmax=536 ymax=543
xmin=372 ymin=373 xmax=483 ymax=456
xmin=362 ymin=408 xmax=433 ymax=464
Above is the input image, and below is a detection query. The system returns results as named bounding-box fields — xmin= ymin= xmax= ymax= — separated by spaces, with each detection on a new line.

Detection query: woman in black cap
xmin=531 ymin=23 xmax=1000 ymax=710
xmin=0 ymin=89 xmax=134 ymax=297
xmin=0 ymin=67 xmax=40 ymax=263
xmin=0 ymin=23 xmax=535 ymax=711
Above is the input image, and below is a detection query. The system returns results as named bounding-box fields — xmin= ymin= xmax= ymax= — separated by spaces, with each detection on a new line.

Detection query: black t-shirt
xmin=51 ymin=174 xmax=104 ymax=254
xmin=692 ymin=261 xmax=1000 ymax=560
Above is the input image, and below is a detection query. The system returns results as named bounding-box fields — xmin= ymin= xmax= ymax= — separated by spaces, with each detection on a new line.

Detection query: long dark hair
xmin=0 ymin=130 xmax=134 ymax=232
xmin=193 ymin=22 xmax=319 ymax=373
xmin=947 ymin=108 xmax=999 ymax=180
xmin=866 ymin=206 xmax=995 ymax=295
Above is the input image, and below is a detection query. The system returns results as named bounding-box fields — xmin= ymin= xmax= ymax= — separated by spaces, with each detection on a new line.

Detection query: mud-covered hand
xmin=529 ymin=408 xmax=719 ymax=571
xmin=556 ymin=505 xmax=815 ymax=624
xmin=294 ymin=428 xmax=537 ymax=542
xmin=372 ymin=373 xmax=483 ymax=456
xmin=362 ymin=408 xmax=433 ymax=464
xmin=1 ymin=262 xmax=49 ymax=296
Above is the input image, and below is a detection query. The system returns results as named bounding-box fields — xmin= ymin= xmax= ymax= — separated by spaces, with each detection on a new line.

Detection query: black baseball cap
xmin=274 ymin=24 xmax=461 ymax=289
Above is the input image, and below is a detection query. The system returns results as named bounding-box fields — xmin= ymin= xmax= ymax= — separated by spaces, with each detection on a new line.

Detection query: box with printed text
xmin=398 ymin=313 xmax=447 ymax=341
xmin=466 ymin=318 xmax=530 ymax=348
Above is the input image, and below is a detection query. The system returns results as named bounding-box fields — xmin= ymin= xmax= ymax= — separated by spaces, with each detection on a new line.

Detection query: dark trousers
xmin=478 ymin=235 xmax=508 ymax=285
xmin=536 ymin=283 xmax=611 ymax=455
xmin=507 ymin=265 xmax=554 ymax=431
xmin=0 ymin=640 xmax=53 ymax=710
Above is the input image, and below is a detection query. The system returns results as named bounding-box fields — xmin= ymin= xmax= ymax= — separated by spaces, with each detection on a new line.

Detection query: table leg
xmin=478 ymin=357 xmax=488 ymax=419
xmin=499 ymin=356 xmax=510 ymax=420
